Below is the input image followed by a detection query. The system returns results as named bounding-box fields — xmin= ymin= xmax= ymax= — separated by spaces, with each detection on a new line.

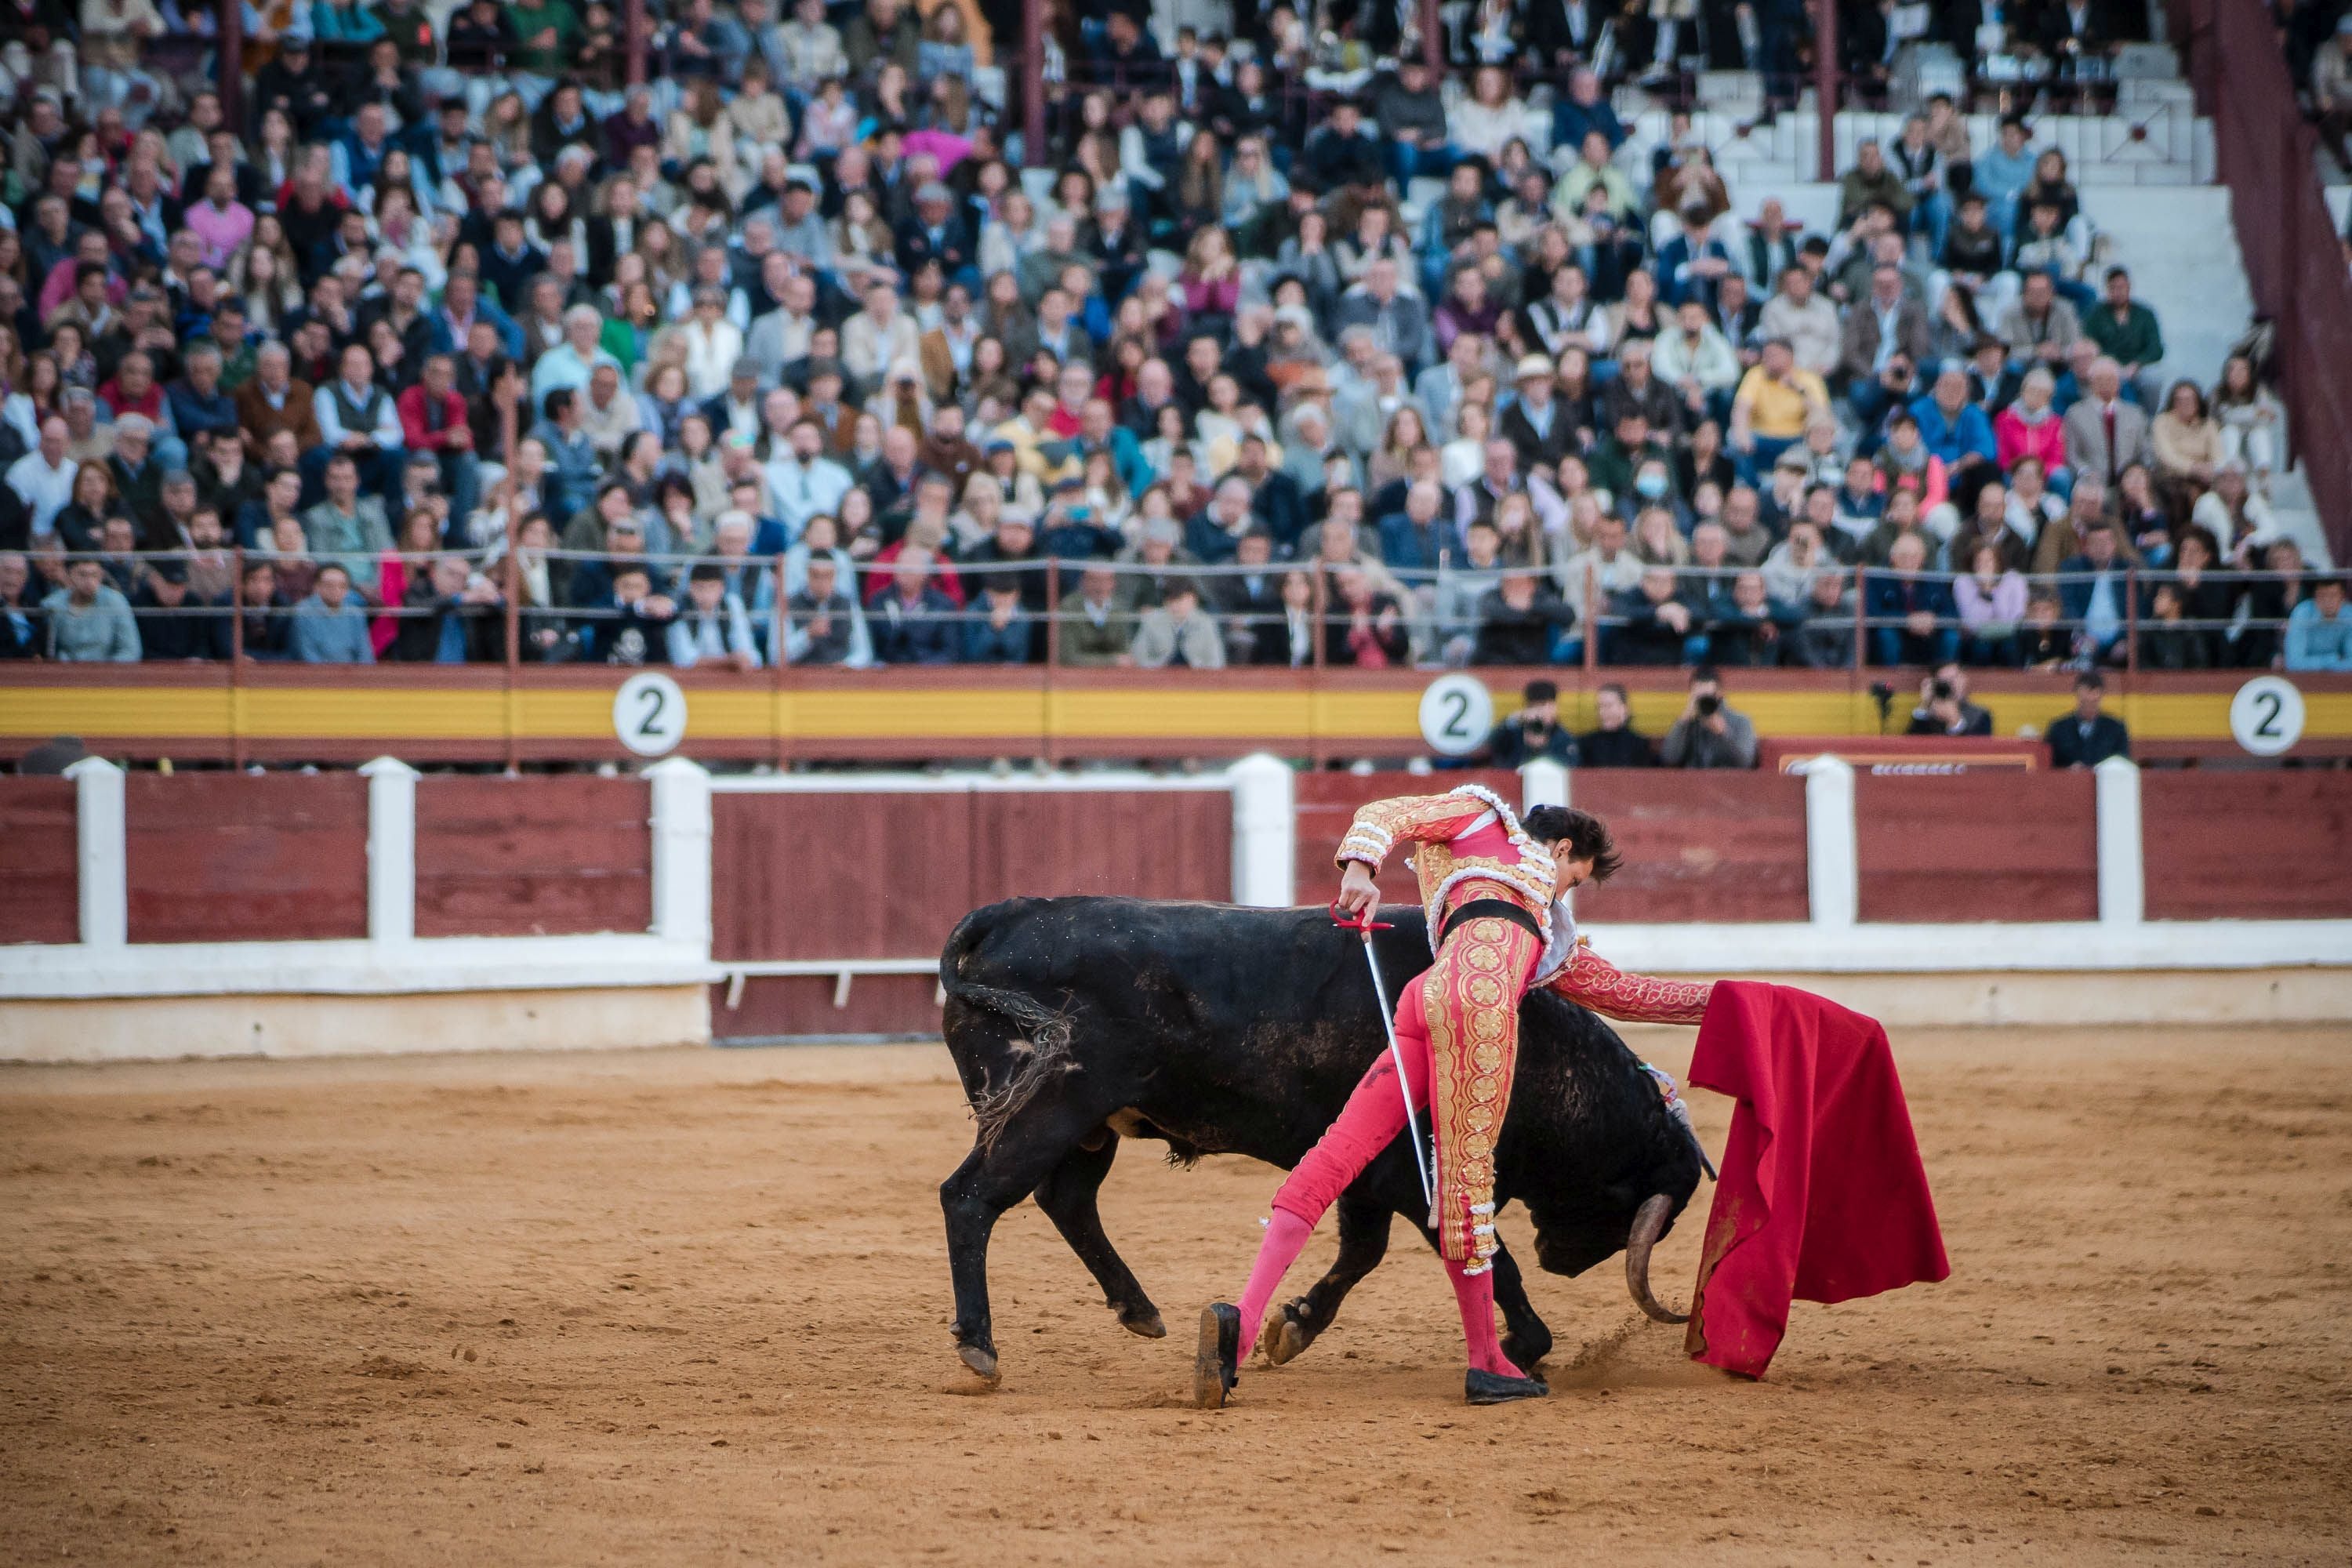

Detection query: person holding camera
xmin=1906 ymin=661 xmax=1994 ymax=737
xmin=1482 ymin=678 xmax=1580 ymax=768
xmin=1661 ymin=666 xmax=1759 ymax=768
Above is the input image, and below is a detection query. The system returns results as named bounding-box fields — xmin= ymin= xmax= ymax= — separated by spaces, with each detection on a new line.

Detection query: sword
xmin=1333 ymin=899 xmax=1435 ymax=1212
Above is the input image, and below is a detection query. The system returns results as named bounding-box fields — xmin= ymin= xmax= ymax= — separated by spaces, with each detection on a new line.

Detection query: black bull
xmin=938 ymin=897 xmax=1704 ymax=1382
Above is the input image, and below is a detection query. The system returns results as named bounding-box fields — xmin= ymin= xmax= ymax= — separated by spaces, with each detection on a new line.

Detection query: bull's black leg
xmin=1399 ymin=1219 xmax=1554 ymax=1374
xmin=939 ymin=1102 xmax=1101 ymax=1385
xmin=1263 ymin=1193 xmax=1393 ymax=1367
xmin=1485 ymin=1240 xmax=1553 ymax=1373
xmin=1032 ymin=1134 xmax=1164 ymax=1340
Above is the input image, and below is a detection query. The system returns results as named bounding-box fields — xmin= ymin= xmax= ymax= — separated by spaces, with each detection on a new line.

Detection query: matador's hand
xmin=1335 ymin=862 xmax=1379 ymax=919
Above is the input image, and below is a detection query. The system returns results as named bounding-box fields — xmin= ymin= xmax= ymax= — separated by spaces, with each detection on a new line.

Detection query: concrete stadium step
xmin=2078 ymin=187 xmax=2253 ymax=391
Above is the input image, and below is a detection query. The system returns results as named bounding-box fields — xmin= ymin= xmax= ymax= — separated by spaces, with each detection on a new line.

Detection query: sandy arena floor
xmin=2 ymin=1025 xmax=2348 ymax=1566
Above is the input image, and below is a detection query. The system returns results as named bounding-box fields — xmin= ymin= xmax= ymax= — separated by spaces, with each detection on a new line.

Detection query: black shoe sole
xmin=1192 ymin=1304 xmax=1240 ymax=1409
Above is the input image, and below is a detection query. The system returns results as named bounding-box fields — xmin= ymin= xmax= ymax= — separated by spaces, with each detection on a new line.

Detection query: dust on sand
xmin=2 ymin=1026 xmax=2347 ymax=1566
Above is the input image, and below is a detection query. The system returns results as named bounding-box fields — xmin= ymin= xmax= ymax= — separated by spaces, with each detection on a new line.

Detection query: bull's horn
xmin=1625 ymin=1193 xmax=1689 ymax=1326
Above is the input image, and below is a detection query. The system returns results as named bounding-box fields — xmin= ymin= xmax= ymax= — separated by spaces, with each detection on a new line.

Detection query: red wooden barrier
xmin=2141 ymin=772 xmax=2352 ymax=920
xmin=1855 ymin=771 xmax=2099 ymax=924
xmin=414 ymin=777 xmax=653 ymax=938
xmin=1293 ymin=771 xmax=1519 ymax=901
xmin=0 ymin=779 xmax=80 ymax=946
xmin=710 ymin=786 xmax=1235 ymax=1037
xmin=1573 ymin=772 xmax=1809 ymax=924
xmin=125 ymin=774 xmax=368 ymax=943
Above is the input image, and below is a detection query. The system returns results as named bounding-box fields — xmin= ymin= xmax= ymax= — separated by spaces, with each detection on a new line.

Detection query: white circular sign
xmin=613 ymin=672 xmax=688 ymax=757
xmin=1418 ymin=673 xmax=1495 ymax=757
xmin=2229 ymin=675 xmax=2304 ymax=757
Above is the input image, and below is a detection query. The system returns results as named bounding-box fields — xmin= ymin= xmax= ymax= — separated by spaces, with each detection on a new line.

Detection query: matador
xmin=1194 ymin=786 xmax=1713 ymax=1407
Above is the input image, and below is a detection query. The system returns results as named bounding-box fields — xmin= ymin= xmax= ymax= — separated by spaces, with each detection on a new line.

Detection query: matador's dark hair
xmin=1522 ymin=805 xmax=1621 ymax=883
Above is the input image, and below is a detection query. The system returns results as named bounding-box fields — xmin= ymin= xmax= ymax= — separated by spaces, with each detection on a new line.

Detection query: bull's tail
xmin=940 ymin=906 xmax=1078 ymax=1153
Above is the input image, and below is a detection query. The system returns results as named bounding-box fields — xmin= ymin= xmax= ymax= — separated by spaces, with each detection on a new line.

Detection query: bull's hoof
xmin=1191 ymin=1303 xmax=1240 ymax=1409
xmin=1261 ymin=1301 xmax=1312 ymax=1367
xmin=1502 ymin=1329 xmax=1552 ymax=1375
xmin=1116 ymin=1304 xmax=1167 ymax=1339
xmin=956 ymin=1343 xmax=1000 ymax=1385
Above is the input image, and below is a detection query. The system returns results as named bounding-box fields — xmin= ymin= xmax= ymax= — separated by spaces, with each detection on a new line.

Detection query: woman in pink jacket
xmin=1994 ymin=366 xmax=2068 ymax=481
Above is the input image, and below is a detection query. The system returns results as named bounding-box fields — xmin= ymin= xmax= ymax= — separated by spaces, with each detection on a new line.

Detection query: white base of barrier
xmin=0 ymin=984 xmax=711 ymax=1063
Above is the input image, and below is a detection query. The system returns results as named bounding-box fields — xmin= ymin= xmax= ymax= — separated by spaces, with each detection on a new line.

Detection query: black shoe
xmin=1465 ymin=1367 xmax=1550 ymax=1406
xmin=1192 ymin=1303 xmax=1240 ymax=1409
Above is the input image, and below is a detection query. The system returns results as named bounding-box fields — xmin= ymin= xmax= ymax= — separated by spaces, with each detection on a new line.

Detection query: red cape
xmin=1682 ymin=981 xmax=1950 ymax=1379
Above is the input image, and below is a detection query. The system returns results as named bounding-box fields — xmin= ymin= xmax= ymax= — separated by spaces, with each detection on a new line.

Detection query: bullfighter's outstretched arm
xmin=1544 ymin=942 xmax=1714 ymax=1025
xmin=1334 ymin=792 xmax=1497 ymax=872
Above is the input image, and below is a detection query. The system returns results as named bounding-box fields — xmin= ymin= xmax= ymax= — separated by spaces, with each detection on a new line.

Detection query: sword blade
xmin=1359 ymin=930 xmax=1435 ymax=1211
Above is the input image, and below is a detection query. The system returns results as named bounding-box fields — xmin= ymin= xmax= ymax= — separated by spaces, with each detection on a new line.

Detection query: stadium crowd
xmin=1 ymin=0 xmax=2347 ymax=680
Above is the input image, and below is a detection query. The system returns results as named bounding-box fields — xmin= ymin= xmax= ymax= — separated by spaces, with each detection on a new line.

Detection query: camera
xmin=1929 ymin=678 xmax=1954 ymax=701
xmin=1694 ymin=693 xmax=1722 ymax=717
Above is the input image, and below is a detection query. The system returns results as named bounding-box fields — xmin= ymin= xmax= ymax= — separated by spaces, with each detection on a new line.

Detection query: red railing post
xmin=503 ymin=546 xmax=521 ymax=774
xmin=1419 ymin=0 xmax=1442 ymax=71
xmin=229 ymin=543 xmax=245 ymax=770
xmin=218 ymin=0 xmax=244 ymax=134
xmin=1582 ymin=557 xmax=1599 ymax=678
xmin=1021 ymin=0 xmax=1046 ymax=169
xmin=772 ymin=550 xmax=789 ymax=769
xmin=2125 ymin=564 xmax=2140 ymax=677
xmin=625 ymin=0 xmax=647 ymax=86
xmin=1042 ymin=557 xmax=1059 ymax=768
xmin=1850 ymin=565 xmax=1866 ymax=672
xmin=1814 ymin=0 xmax=1838 ymax=182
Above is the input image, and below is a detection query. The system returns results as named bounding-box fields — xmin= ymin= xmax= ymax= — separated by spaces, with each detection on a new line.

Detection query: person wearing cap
xmin=1500 ymin=354 xmax=1578 ymax=471
xmin=1483 ymin=679 xmax=1580 ymax=768
xmin=136 ymin=553 xmax=231 ymax=662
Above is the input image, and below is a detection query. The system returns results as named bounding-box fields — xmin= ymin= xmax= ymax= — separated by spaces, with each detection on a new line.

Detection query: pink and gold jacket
xmin=1336 ymin=784 xmax=1711 ymax=1025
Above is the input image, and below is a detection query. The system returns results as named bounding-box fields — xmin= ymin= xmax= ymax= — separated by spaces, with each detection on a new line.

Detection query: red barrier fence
xmin=1574 ymin=772 xmax=1812 ymax=924
xmin=2142 ymin=771 xmax=2352 ymax=920
xmin=0 ymin=779 xmax=80 ymax=946
xmin=708 ymin=786 xmax=1232 ymax=1036
xmin=125 ymin=773 xmax=369 ymax=945
xmin=2173 ymin=0 xmax=2352 ymax=568
xmin=1856 ymin=771 xmax=2100 ymax=924
xmin=414 ymin=777 xmax=653 ymax=939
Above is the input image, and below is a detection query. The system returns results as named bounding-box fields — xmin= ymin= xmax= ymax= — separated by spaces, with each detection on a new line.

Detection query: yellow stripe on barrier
xmin=0 ymin=686 xmax=234 ymax=738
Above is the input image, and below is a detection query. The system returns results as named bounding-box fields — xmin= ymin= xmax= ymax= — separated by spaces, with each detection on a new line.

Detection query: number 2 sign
xmin=2228 ymin=676 xmax=2304 ymax=758
xmin=1417 ymin=673 xmax=1495 ymax=758
xmin=613 ymin=672 xmax=689 ymax=757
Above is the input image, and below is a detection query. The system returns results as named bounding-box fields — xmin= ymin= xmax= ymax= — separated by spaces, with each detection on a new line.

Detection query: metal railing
xmin=9 ymin=549 xmax=2320 ymax=679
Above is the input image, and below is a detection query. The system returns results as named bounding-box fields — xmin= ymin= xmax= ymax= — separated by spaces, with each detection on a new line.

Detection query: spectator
xmin=1472 ymin=568 xmax=1575 ymax=666
xmin=1131 ymin=578 xmax=1225 ymax=669
xmin=2285 ymin=575 xmax=2352 ymax=672
xmin=390 ymin=554 xmax=505 ymax=664
xmin=1577 ymin=683 xmax=1656 ymax=767
xmin=1907 ymin=662 xmax=1994 ymax=735
xmin=2058 ymin=521 xmax=2134 ymax=665
xmin=2061 ymin=357 xmax=2154 ymax=490
xmin=1869 ymin=532 xmax=1961 ymax=666
xmin=1757 ymin=267 xmax=1842 ymax=380
xmin=7 ymin=417 xmax=77 ymax=539
xmin=1055 ymin=564 xmax=1133 ymax=667
xmin=42 ymin=556 xmax=141 ymax=662
xmin=781 ymin=555 xmax=866 ymax=667
xmin=1612 ymin=564 xmax=1702 ymax=666
xmin=960 ymin=574 xmax=1036 ymax=665
xmin=1483 ymin=679 xmax=1578 ymax=767
xmin=1325 ymin=564 xmax=1408 ymax=668
xmin=303 ymin=455 xmax=395 ymax=601
xmin=667 ymin=562 xmax=762 ymax=670
xmin=869 ymin=547 xmax=958 ymax=665
xmin=1729 ymin=337 xmax=1831 ymax=480
xmin=286 ymin=563 xmax=378 ymax=664
xmin=2081 ymin=267 xmax=2165 ymax=408
xmin=132 ymin=556 xmax=232 ymax=662
xmin=1661 ymin=666 xmax=1759 ymax=768
xmin=2314 ymin=17 xmax=2352 ymax=177
xmin=2046 ymin=670 xmax=2131 ymax=767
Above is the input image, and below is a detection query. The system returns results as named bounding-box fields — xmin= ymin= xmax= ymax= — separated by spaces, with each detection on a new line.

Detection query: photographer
xmin=1482 ymin=679 xmax=1580 ymax=768
xmin=1661 ymin=665 xmax=1759 ymax=769
xmin=1906 ymin=661 xmax=1994 ymax=737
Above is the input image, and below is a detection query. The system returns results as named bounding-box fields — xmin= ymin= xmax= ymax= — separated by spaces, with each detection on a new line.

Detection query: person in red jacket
xmin=397 ymin=353 xmax=481 ymax=535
